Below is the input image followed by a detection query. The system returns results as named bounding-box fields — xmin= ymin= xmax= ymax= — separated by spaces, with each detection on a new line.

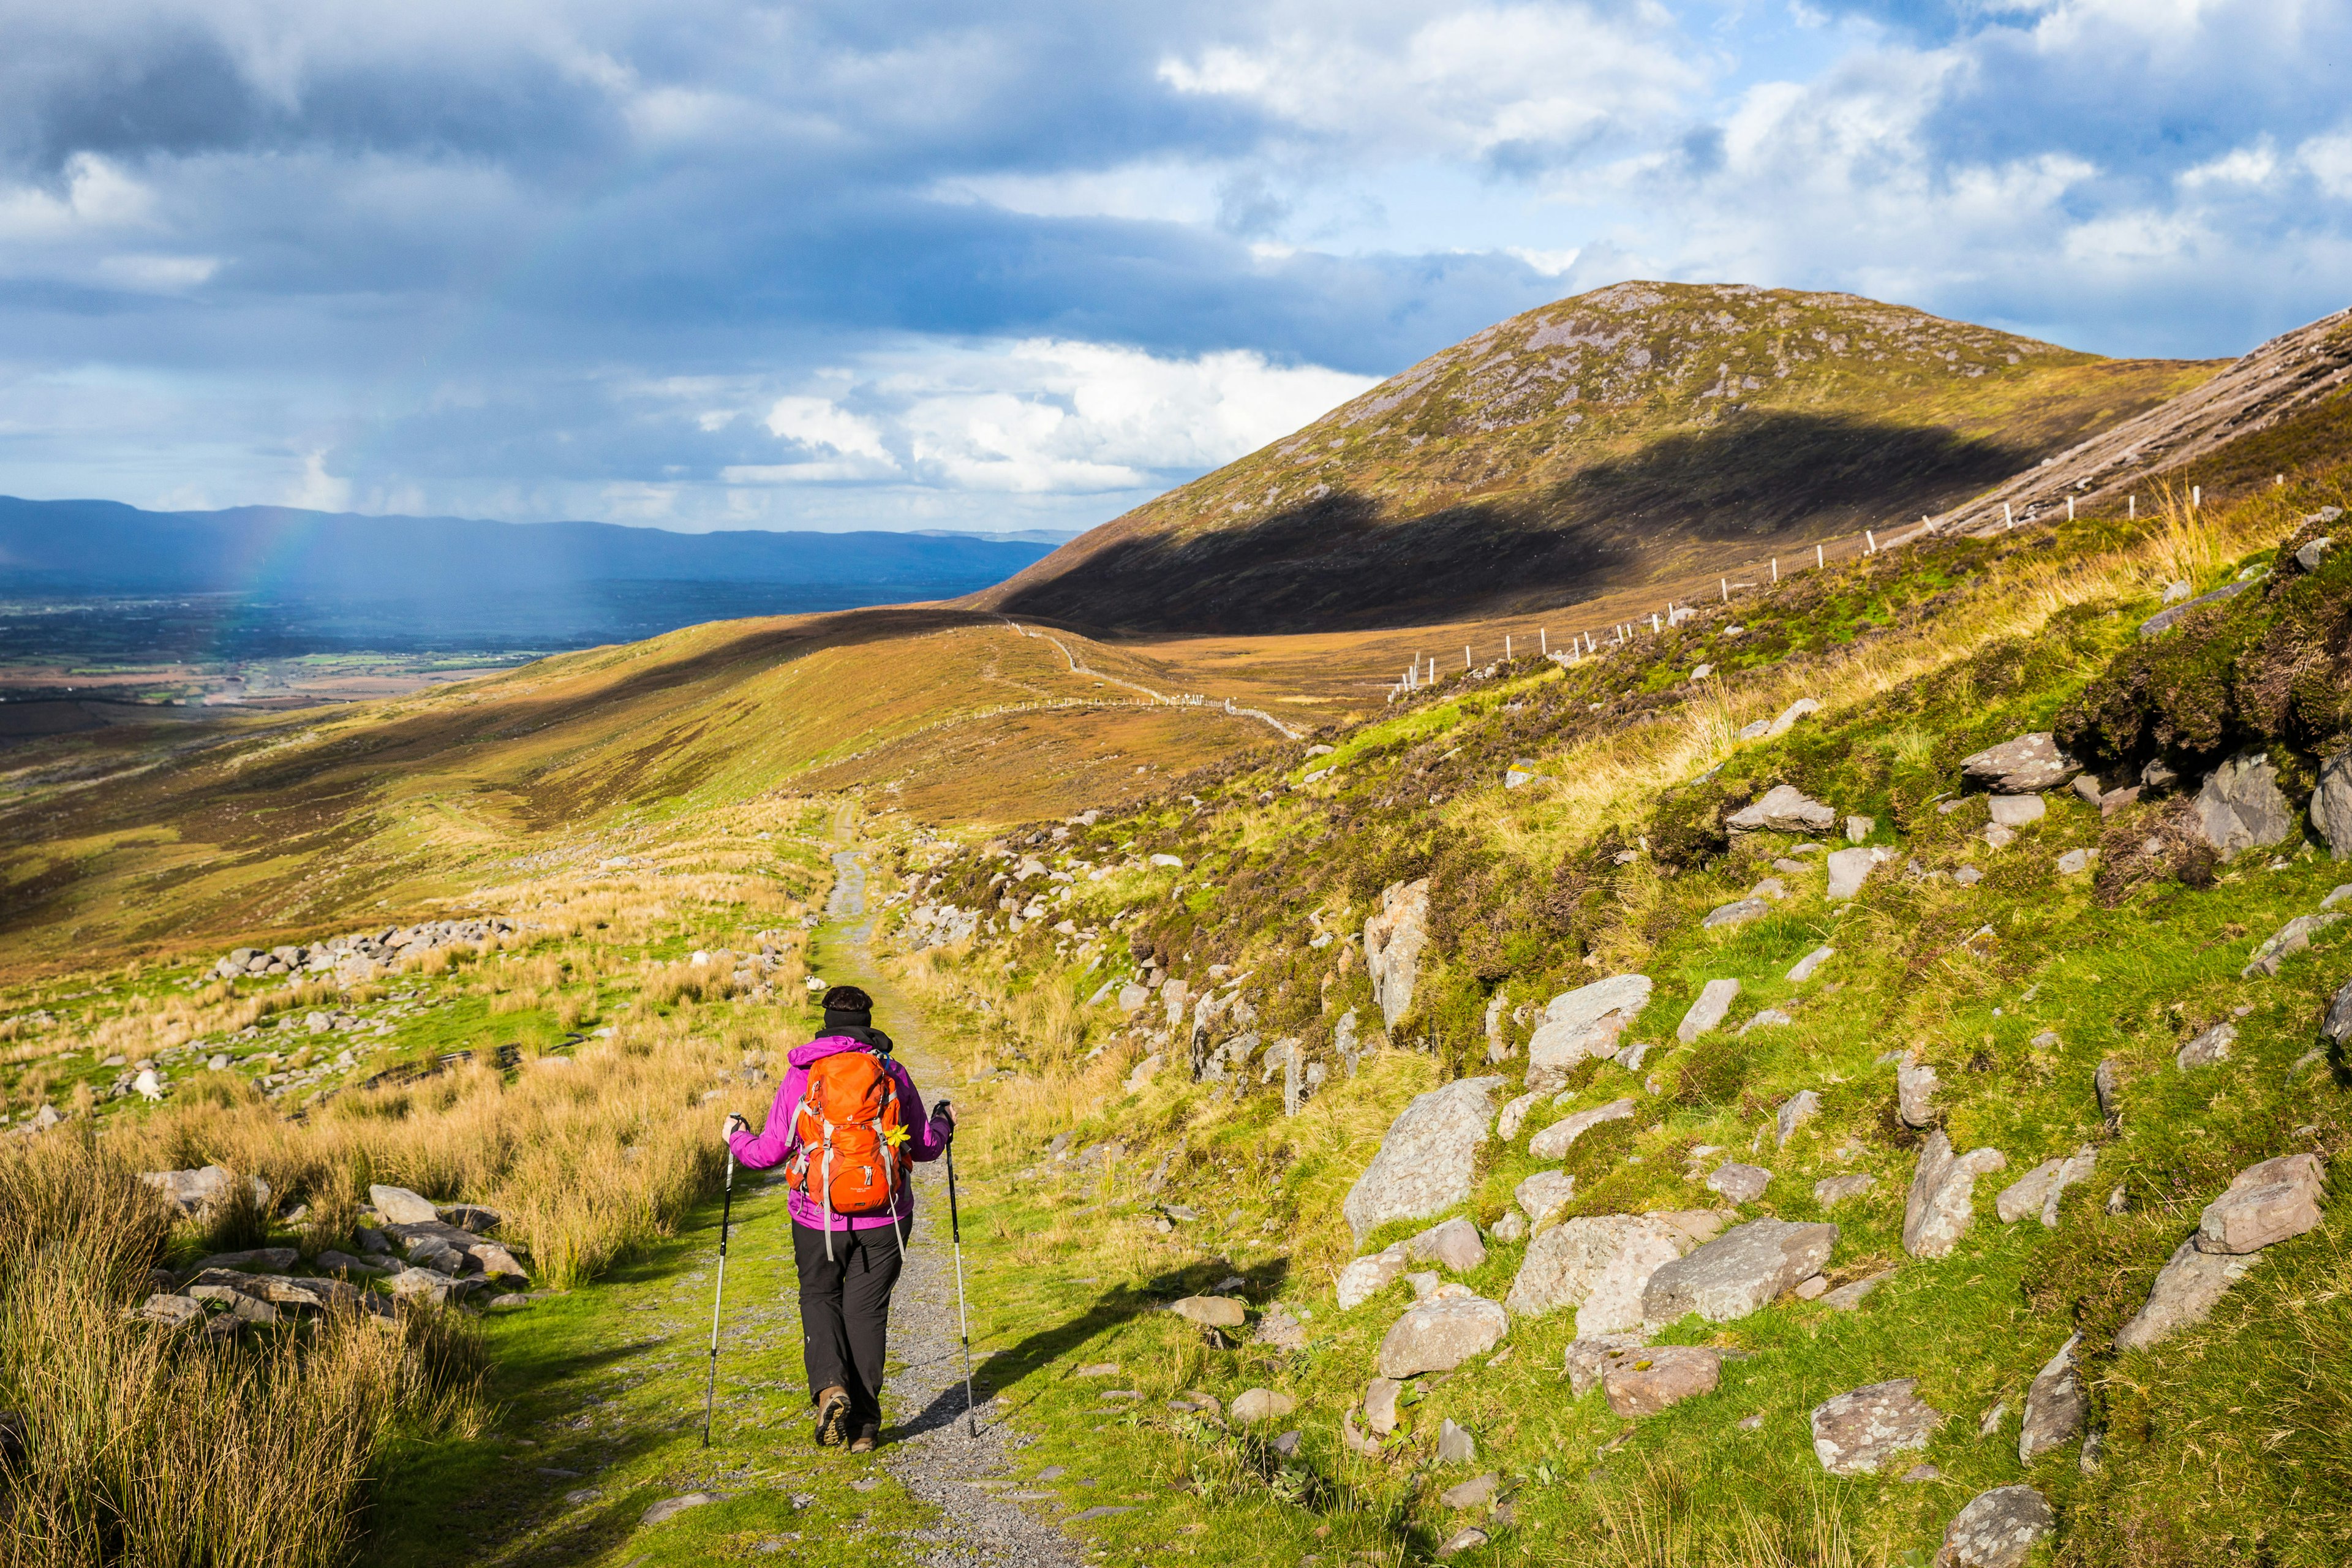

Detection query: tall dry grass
xmin=0 ymin=1132 xmax=487 ymax=1567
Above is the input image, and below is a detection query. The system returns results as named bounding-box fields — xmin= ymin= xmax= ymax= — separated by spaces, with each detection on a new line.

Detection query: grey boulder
xmin=1904 ymin=1133 xmax=2008 ymax=1259
xmin=1811 ymin=1378 xmax=1944 ymax=1475
xmin=1995 ymin=1146 xmax=2096 ymax=1227
xmin=1376 ymin=1292 xmax=1507 ymax=1378
xmin=2114 ymin=1238 xmax=2260 ymax=1351
xmin=1525 ymin=974 xmax=1651 ymax=1077
xmin=2176 ymin=1021 xmax=2237 ymax=1069
xmin=2241 ymin=914 xmax=2341 ymax=980
xmin=1402 ymin=1216 xmax=1488 ymax=1273
xmin=2193 ymin=752 xmax=2295 ymax=861
xmin=1702 ymin=899 xmax=1771 ymax=930
xmin=1336 ymin=1248 xmax=1408 ymax=1309
xmin=1706 ymin=1163 xmax=1771 ymax=1204
xmin=1602 ymin=1346 xmax=1722 ymax=1418
xmin=1960 ymin=732 xmax=2081 ymax=794
xmin=1365 ymin=878 xmax=1433 ymax=1030
xmin=1677 ymin=979 xmax=1741 ymax=1042
xmin=1814 ymin=1173 xmax=1877 ymax=1205
xmin=2315 ymin=750 xmax=2352 ymax=859
xmin=369 ymin=1185 xmax=442 ymax=1226
xmin=2196 ymin=1153 xmax=2325 ymax=1254
xmin=1513 ymin=1169 xmax=1577 ymax=1229
xmin=1727 ymin=785 xmax=1838 ymax=834
xmin=1529 ymin=1098 xmax=1634 ymax=1160
xmin=1776 ymin=1090 xmax=1822 ymax=1147
xmin=1934 ymin=1486 xmax=2055 ymax=1568
xmin=1824 ymin=847 xmax=1888 ymax=902
xmin=1642 ymin=1218 xmax=1837 ymax=1324
xmin=1341 ymin=1076 xmax=1506 ymax=1245
xmin=1896 ymin=1059 xmax=1940 ymax=1128
xmin=2017 ymin=1334 xmax=2086 ymax=1462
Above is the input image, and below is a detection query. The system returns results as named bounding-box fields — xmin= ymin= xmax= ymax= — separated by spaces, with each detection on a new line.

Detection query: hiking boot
xmin=848 ymin=1426 xmax=878 ymax=1454
xmin=813 ymin=1386 xmax=850 ymax=1447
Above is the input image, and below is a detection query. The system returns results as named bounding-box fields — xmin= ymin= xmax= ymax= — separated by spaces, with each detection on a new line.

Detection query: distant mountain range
xmin=0 ymin=499 xmax=1068 ymax=653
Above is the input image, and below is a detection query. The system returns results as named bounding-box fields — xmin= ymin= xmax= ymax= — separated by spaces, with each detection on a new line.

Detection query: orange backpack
xmin=785 ymin=1049 xmax=906 ymax=1247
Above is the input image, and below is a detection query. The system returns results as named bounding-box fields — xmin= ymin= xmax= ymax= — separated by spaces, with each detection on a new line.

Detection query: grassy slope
xmin=860 ymin=472 xmax=2352 ymax=1566
xmin=0 ymin=608 xmax=1270 ymax=977
xmin=982 ymin=283 xmax=2218 ymax=632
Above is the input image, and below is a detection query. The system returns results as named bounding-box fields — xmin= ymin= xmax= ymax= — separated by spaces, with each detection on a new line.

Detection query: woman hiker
xmin=723 ymin=984 xmax=956 ymax=1452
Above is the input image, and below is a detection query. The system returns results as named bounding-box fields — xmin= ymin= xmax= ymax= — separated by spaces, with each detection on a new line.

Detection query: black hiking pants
xmin=792 ymin=1216 xmax=911 ymax=1433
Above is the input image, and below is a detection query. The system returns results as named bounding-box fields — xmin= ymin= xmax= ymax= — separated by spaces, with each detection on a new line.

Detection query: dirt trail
xmin=817 ymin=847 xmax=1082 ymax=1568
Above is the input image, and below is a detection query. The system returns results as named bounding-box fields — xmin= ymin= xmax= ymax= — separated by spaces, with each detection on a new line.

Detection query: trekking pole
xmin=703 ymin=1114 xmax=748 ymax=1450
xmin=942 ymin=1108 xmax=979 ymax=1439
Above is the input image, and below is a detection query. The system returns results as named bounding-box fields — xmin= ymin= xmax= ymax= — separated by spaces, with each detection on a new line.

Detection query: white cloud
xmin=763 ymin=396 xmax=894 ymax=461
xmin=1158 ymin=1 xmax=1701 ymax=164
xmin=285 ymin=449 xmax=351 ymax=513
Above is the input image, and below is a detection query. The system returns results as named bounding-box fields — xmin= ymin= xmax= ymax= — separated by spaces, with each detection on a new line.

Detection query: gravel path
xmin=823 ymin=849 xmax=1084 ymax=1568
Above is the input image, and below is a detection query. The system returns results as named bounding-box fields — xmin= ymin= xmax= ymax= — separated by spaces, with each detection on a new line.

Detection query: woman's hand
xmin=720 ymin=1111 xmax=742 ymax=1145
xmin=933 ymin=1101 xmax=957 ymax=1137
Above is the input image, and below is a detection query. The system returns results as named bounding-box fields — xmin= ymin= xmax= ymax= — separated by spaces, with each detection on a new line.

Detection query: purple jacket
xmin=728 ymin=1035 xmax=951 ymax=1231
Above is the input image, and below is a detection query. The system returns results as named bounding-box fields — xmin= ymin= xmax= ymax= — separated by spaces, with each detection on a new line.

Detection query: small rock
xmin=2327 ymin=976 xmax=2352 ymax=1046
xmin=1363 ymin=1377 xmax=1403 ymax=1434
xmin=1786 ymin=945 xmax=1835 ymax=982
xmin=1676 ymin=979 xmax=1741 ymax=1042
xmin=1271 ymin=1430 xmax=1301 ymax=1457
xmin=1604 ymin=1346 xmax=1722 ymax=1417
xmin=2193 ymin=753 xmax=2296 ymax=861
xmin=1642 ymin=1218 xmax=1837 ymax=1324
xmin=1954 ymin=866 xmax=1985 ymax=886
xmin=2056 ymin=846 xmax=2094 ymax=875
xmin=1230 ymin=1388 xmax=1295 ymax=1423
xmin=1495 ymin=1091 xmax=1539 ymax=1142
xmin=1490 ymin=1210 xmax=1526 ymax=1243
xmin=1727 ymin=785 xmax=1838 ymax=834
xmin=1961 ymin=733 xmax=2081 ymax=794
xmin=1341 ymin=1076 xmax=1508 ymax=1246
xmin=1514 ymin=1170 xmax=1577 ymax=1229
xmin=1904 ymin=1132 xmax=2008 ymax=1259
xmin=2114 ymin=1238 xmax=2261 ymax=1350
xmin=1776 ymin=1091 xmax=1822 ymax=1147
xmin=1439 ymin=1472 xmax=1498 ymax=1509
xmin=1170 ymin=1295 xmax=1246 ymax=1328
xmin=1737 ymin=1411 xmax=1763 ymax=1431
xmin=1525 ymin=973 xmax=1653 ymax=1079
xmin=1436 ymin=1528 xmax=1489 ymax=1558
xmin=368 ymin=1185 xmax=440 ymax=1226
xmin=2176 ymin=1022 xmax=2236 ymax=1070
xmin=1814 ymin=1173 xmax=1877 ymax=1205
xmin=1811 ymin=1378 xmax=1945 ymax=1475
xmin=1403 ymin=1216 xmax=1487 ymax=1273
xmin=1702 ymin=899 xmax=1771 ymax=931
xmin=1904 ymin=1463 xmax=1941 ymax=1483
xmin=1897 ymin=1060 xmax=1940 ymax=1129
xmin=1983 ymin=823 xmax=2017 ymax=850
xmin=1529 ymin=1098 xmax=1635 ymax=1160
xmin=1821 ymin=1270 xmax=1895 ymax=1311
xmin=1793 ymin=1273 xmax=1828 ymax=1300
xmin=1377 ymin=1293 xmax=1507 ymax=1378
xmin=2312 ymin=751 xmax=2352 ymax=859
xmin=1706 ymin=1163 xmax=1771 ymax=1204
xmin=2241 ymin=914 xmax=2342 ymax=979
xmin=1987 ymin=795 xmax=2045 ymax=827
xmin=1074 ymin=1362 xmax=1121 ymax=1378
xmin=2017 ymin=1334 xmax=2086 ymax=1461
xmin=1824 ymin=846 xmax=1888 ymax=901
xmin=643 ymin=1491 xmax=726 ymax=1526
xmin=1436 ymin=1418 xmax=1477 ymax=1463
xmin=1335 ymin=1250 xmax=1408 ymax=1310
xmin=1934 ymin=1485 xmax=2054 ymax=1568
xmin=1846 ymin=815 xmax=1874 ymax=843
xmin=1740 ymin=1008 xmax=1794 ymax=1035
xmin=2196 ymin=1152 xmax=2325 ymax=1254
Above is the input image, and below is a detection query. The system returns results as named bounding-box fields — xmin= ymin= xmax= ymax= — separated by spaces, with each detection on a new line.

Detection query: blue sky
xmin=1 ymin=0 xmax=2345 ymax=534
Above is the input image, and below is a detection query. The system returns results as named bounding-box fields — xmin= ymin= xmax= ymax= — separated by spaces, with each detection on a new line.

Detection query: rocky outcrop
xmin=1811 ymin=1378 xmax=1945 ymax=1475
xmin=1376 ymin=1290 xmax=1507 ymax=1378
xmin=1365 ymin=879 xmax=1433 ymax=1030
xmin=1341 ymin=1076 xmax=1506 ymax=1245
xmin=208 ymin=916 xmax=521 ymax=982
xmin=1960 ymin=733 xmax=2081 ymax=794
xmin=1904 ymin=1133 xmax=2007 ymax=1259
xmin=1776 ymin=1091 xmax=1822 ymax=1147
xmin=1934 ymin=1486 xmax=2055 ymax=1568
xmin=1642 ymin=1218 xmax=1836 ymax=1324
xmin=2193 ymin=753 xmax=2296 ymax=861
xmin=2241 ymin=915 xmax=2340 ymax=980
